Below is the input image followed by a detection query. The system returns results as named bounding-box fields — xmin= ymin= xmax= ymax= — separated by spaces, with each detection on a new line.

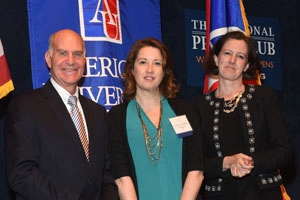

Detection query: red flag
xmin=204 ymin=0 xmax=260 ymax=94
xmin=0 ymin=39 xmax=14 ymax=99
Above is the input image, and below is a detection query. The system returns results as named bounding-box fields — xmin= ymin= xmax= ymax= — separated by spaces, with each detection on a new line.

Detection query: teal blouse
xmin=127 ymin=97 xmax=182 ymax=200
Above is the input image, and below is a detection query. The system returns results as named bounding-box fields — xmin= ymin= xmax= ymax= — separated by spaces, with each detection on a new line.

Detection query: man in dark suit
xmin=4 ymin=29 xmax=118 ymax=200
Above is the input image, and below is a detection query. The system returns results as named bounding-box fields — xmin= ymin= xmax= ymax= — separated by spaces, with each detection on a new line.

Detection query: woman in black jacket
xmin=193 ymin=31 xmax=292 ymax=200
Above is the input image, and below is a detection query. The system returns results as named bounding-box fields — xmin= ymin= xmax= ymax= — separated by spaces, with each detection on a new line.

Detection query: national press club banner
xmin=27 ymin=0 xmax=161 ymax=110
xmin=185 ymin=9 xmax=283 ymax=90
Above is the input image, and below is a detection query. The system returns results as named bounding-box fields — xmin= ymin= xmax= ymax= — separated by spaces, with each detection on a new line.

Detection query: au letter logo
xmin=78 ymin=0 xmax=122 ymax=43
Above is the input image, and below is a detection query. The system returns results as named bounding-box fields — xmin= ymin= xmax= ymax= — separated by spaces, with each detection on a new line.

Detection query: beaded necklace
xmin=205 ymin=85 xmax=256 ymax=158
xmin=216 ymin=85 xmax=244 ymax=113
xmin=223 ymin=91 xmax=243 ymax=113
xmin=136 ymin=100 xmax=163 ymax=165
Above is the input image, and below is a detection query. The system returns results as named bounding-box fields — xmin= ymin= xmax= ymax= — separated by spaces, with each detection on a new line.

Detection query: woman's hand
xmin=223 ymin=153 xmax=254 ymax=178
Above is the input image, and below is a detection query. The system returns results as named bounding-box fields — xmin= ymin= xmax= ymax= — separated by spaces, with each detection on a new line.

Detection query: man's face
xmin=45 ymin=30 xmax=86 ymax=93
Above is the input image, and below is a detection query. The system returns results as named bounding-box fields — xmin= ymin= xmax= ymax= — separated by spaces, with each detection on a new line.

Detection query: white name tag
xmin=169 ymin=115 xmax=193 ymax=138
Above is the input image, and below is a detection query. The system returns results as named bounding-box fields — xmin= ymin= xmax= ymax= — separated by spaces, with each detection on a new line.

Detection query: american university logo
xmin=78 ymin=0 xmax=122 ymax=43
xmin=28 ymin=0 xmax=161 ymax=109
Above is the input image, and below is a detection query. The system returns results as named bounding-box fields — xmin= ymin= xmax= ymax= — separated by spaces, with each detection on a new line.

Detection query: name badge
xmin=169 ymin=115 xmax=193 ymax=138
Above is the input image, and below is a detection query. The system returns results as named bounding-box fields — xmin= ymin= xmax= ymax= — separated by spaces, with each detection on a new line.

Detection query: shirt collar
xmin=50 ymin=78 xmax=79 ymax=104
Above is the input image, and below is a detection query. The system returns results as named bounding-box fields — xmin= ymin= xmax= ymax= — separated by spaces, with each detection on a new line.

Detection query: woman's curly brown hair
xmin=122 ymin=37 xmax=180 ymax=101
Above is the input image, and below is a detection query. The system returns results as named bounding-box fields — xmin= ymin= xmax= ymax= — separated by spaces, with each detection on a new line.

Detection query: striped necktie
xmin=68 ymin=95 xmax=89 ymax=161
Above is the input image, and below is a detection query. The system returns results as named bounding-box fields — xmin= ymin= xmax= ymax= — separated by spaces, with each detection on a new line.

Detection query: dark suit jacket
xmin=4 ymin=80 xmax=118 ymax=200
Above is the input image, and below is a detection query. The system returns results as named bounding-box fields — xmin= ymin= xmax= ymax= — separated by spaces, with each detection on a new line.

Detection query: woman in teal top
xmin=108 ymin=38 xmax=204 ymax=200
xmin=127 ymin=97 xmax=182 ymax=199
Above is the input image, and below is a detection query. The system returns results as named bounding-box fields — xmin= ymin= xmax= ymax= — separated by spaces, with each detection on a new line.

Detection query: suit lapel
xmin=42 ymin=80 xmax=89 ymax=162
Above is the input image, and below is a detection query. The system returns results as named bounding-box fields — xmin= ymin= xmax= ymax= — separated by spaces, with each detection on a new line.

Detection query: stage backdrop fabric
xmin=27 ymin=0 xmax=162 ymax=110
